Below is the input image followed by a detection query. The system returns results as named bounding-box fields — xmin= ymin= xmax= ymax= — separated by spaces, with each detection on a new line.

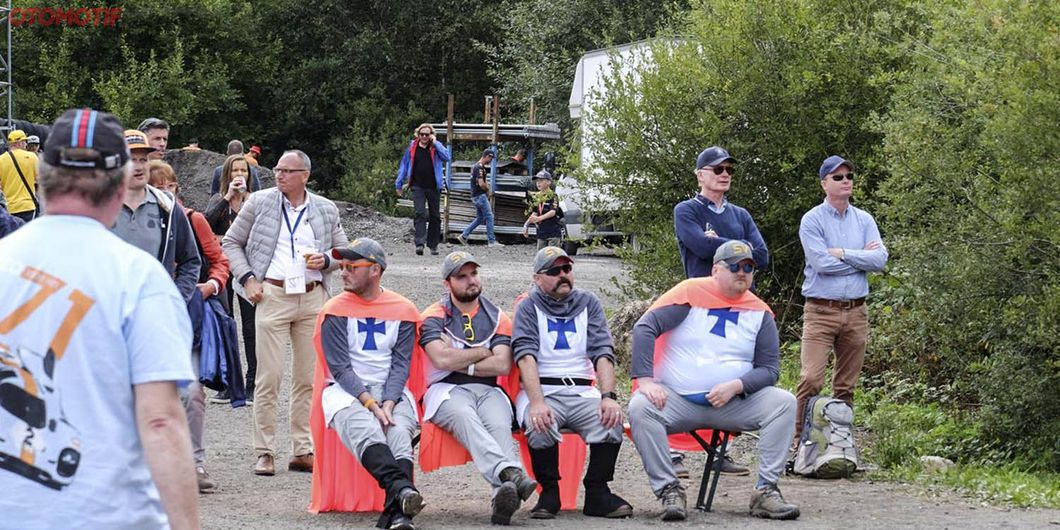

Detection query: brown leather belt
xmin=806 ymin=297 xmax=865 ymax=309
xmin=263 ymin=278 xmax=319 ymax=292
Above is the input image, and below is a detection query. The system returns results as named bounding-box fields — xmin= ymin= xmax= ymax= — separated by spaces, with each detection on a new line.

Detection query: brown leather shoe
xmin=289 ymin=453 xmax=314 ymax=472
xmin=254 ymin=454 xmax=275 ymax=476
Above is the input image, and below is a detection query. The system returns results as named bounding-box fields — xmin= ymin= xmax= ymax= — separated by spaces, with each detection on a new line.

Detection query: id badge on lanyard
xmin=282 ymin=203 xmax=309 ymax=294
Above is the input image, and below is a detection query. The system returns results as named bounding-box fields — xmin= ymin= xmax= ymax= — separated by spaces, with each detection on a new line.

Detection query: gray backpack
xmin=793 ymin=396 xmax=858 ymax=478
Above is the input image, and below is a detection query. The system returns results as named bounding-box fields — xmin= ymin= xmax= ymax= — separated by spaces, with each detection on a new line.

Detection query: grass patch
xmin=871 ymin=464 xmax=1060 ymax=509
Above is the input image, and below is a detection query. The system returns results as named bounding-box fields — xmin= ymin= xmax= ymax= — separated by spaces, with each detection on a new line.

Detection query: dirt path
xmin=198 ymin=239 xmax=1059 ymax=529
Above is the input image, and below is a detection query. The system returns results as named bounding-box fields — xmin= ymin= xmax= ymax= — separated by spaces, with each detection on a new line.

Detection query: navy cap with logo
xmin=818 ymin=155 xmax=853 ymax=180
xmin=332 ymin=238 xmax=387 ymax=270
xmin=481 ymin=148 xmax=495 ymax=159
xmin=43 ymin=108 xmax=130 ymax=170
xmin=695 ymin=146 xmax=735 ymax=170
xmin=441 ymin=251 xmax=480 ymax=280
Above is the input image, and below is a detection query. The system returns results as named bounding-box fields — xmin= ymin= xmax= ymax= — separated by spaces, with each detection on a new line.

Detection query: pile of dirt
xmin=335 ymin=200 xmax=413 ymax=246
xmin=165 ymin=149 xmax=274 ymax=211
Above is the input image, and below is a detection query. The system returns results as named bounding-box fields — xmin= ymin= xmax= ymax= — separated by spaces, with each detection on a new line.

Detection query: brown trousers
xmin=253 ymin=282 xmax=327 ymax=457
xmin=794 ymin=300 xmax=869 ymax=444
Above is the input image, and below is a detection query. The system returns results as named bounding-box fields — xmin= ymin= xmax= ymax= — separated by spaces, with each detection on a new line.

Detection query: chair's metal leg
xmin=704 ymin=432 xmax=731 ymax=512
xmin=688 ymin=430 xmax=712 ymax=511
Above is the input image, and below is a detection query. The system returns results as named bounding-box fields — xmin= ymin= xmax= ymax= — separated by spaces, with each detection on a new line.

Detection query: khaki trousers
xmin=794 ymin=301 xmax=869 ymax=443
xmin=253 ymin=282 xmax=327 ymax=457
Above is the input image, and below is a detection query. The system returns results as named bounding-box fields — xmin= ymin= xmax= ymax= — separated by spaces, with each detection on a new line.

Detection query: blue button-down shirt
xmin=799 ymin=200 xmax=888 ymax=300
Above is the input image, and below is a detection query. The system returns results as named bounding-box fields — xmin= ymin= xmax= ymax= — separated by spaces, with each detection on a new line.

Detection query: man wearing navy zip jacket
xmin=395 ymin=123 xmax=451 ymax=256
xmin=671 ymin=145 xmax=768 ymax=476
xmin=674 ymin=146 xmax=769 ymax=280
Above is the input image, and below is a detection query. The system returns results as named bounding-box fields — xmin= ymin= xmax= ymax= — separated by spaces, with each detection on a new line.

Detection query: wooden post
xmin=444 ymin=94 xmax=454 ymax=237
xmin=483 ymin=95 xmax=492 ymax=124
xmin=490 ymin=95 xmax=501 ymax=211
xmin=529 ymin=98 xmax=536 ymax=125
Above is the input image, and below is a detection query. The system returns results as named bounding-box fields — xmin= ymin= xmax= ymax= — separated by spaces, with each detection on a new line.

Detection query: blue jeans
xmin=461 ymin=194 xmax=496 ymax=242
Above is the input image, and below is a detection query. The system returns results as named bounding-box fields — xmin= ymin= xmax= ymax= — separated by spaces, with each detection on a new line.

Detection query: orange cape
xmin=637 ymin=277 xmax=772 ymax=451
xmin=308 ymin=290 xmax=422 ymax=514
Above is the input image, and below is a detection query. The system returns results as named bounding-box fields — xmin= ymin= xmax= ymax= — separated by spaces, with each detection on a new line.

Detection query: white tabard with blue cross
xmin=657 ymin=307 xmax=766 ymax=397
xmin=514 ymin=305 xmax=599 ymax=424
xmin=321 ymin=316 xmax=414 ymax=425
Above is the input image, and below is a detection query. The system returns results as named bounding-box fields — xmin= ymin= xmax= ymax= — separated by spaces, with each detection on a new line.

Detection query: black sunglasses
xmin=706 ymin=165 xmax=733 ymax=176
xmin=830 ymin=173 xmax=855 ymax=181
xmin=418 ymin=132 xmax=432 ymax=137
xmin=726 ymin=262 xmax=756 ymax=274
xmin=541 ymin=263 xmax=572 ymax=277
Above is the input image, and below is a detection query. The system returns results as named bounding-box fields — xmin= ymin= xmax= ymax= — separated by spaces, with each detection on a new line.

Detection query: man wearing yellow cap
xmin=0 ymin=129 xmax=40 ymax=222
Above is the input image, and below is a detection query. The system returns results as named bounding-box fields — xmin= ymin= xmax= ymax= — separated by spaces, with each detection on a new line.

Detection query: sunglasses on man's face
xmin=706 ymin=165 xmax=733 ymax=176
xmin=541 ymin=263 xmax=573 ymax=277
xmin=725 ymin=262 xmax=756 ymax=274
xmin=830 ymin=172 xmax=855 ymax=181
xmin=340 ymin=261 xmax=375 ymax=272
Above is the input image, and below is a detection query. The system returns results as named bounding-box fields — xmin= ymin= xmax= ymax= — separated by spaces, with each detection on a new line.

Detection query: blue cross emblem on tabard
xmin=707 ymin=308 xmax=739 ymax=338
xmin=358 ymin=318 xmax=387 ymax=350
xmin=547 ymin=318 xmax=577 ymax=350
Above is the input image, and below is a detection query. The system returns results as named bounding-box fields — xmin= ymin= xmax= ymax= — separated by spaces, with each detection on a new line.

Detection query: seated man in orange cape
xmin=628 ymin=240 xmax=800 ymax=522
xmin=315 ymin=238 xmax=425 ymax=530
xmin=511 ymin=246 xmax=633 ymax=519
xmin=419 ymin=251 xmax=537 ymax=525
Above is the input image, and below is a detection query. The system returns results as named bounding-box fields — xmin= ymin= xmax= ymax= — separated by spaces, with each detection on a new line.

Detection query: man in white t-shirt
xmin=0 ymin=108 xmax=199 ymax=529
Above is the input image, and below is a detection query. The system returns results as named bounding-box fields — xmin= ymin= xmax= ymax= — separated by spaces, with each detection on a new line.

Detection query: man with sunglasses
xmin=628 ymin=240 xmax=799 ymax=521
xmin=418 ymin=251 xmax=537 ymax=525
xmin=672 ymin=145 xmax=767 ymax=477
xmin=512 ymin=246 xmax=633 ymax=520
xmin=314 ymin=238 xmax=425 ymax=530
xmin=674 ymin=146 xmax=769 ymax=280
xmin=223 ymin=149 xmax=349 ymax=476
xmin=395 ymin=123 xmax=451 ymax=256
xmin=793 ymin=155 xmax=888 ymax=447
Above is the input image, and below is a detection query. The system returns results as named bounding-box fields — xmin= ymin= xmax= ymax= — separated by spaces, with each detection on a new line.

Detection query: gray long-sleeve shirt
xmin=320 ymin=315 xmax=415 ymax=403
xmin=512 ymin=286 xmax=615 ymax=367
xmin=630 ymin=304 xmax=780 ymax=395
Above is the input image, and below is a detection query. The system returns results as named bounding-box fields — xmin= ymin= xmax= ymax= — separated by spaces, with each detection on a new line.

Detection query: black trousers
xmin=225 ymin=278 xmax=257 ymax=395
xmin=411 ymin=186 xmax=441 ymax=249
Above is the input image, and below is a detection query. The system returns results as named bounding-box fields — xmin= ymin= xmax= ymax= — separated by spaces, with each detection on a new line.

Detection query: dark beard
xmin=452 ymin=288 xmax=480 ymax=304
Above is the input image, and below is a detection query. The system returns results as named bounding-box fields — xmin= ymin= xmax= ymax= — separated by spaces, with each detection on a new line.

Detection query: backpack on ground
xmin=793 ymin=395 xmax=858 ymax=478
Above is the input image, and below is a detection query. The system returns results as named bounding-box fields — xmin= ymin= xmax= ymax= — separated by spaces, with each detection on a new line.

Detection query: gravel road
xmin=197 ymin=222 xmax=1059 ymax=530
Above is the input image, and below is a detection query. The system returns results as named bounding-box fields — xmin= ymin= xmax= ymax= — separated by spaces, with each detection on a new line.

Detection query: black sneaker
xmin=415 ymin=245 xmax=424 ymax=256
xmin=209 ymin=391 xmax=231 ymax=404
xmin=719 ymin=454 xmax=750 ymax=476
xmin=749 ymin=484 xmax=800 ymax=520
xmin=490 ymin=481 xmax=520 ymax=525
xmin=429 ymin=247 xmax=439 ymax=256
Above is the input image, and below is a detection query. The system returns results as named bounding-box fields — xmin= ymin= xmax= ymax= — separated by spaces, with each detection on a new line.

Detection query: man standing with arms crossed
xmin=793 ymin=155 xmax=888 ymax=447
xmin=223 ymin=149 xmax=348 ymax=476
xmin=0 ymin=108 xmax=199 ymax=529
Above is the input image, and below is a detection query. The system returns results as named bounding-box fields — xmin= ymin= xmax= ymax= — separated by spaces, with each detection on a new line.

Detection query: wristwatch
xmin=601 ymin=391 xmax=618 ymax=401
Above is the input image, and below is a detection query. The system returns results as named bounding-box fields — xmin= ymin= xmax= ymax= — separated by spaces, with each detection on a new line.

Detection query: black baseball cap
xmin=43 ymin=108 xmax=129 ymax=170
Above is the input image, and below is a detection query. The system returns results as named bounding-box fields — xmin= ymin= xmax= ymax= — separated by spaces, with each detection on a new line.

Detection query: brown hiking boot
xmin=719 ymin=454 xmax=750 ymax=476
xmin=659 ymin=482 xmax=686 ymax=521
xmin=749 ymin=484 xmax=800 ymax=520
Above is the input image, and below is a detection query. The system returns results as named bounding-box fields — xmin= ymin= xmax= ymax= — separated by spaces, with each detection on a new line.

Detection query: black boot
xmin=528 ymin=445 xmax=561 ymax=519
xmin=582 ymin=443 xmax=633 ymax=518
xmin=361 ymin=445 xmax=420 ymax=529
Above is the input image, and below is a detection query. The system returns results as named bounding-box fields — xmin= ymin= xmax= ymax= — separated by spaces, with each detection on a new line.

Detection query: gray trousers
xmin=628 ymin=385 xmax=796 ymax=495
xmin=180 ymin=381 xmax=206 ymax=465
xmin=430 ymin=384 xmax=523 ymax=487
xmin=523 ymin=388 xmax=624 ymax=449
xmin=331 ymin=386 xmax=418 ymax=461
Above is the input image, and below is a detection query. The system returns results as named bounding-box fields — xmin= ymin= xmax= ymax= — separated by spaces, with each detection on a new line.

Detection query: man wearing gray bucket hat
xmin=418 ymin=251 xmax=537 ymax=525
xmin=511 ymin=246 xmax=632 ymax=519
